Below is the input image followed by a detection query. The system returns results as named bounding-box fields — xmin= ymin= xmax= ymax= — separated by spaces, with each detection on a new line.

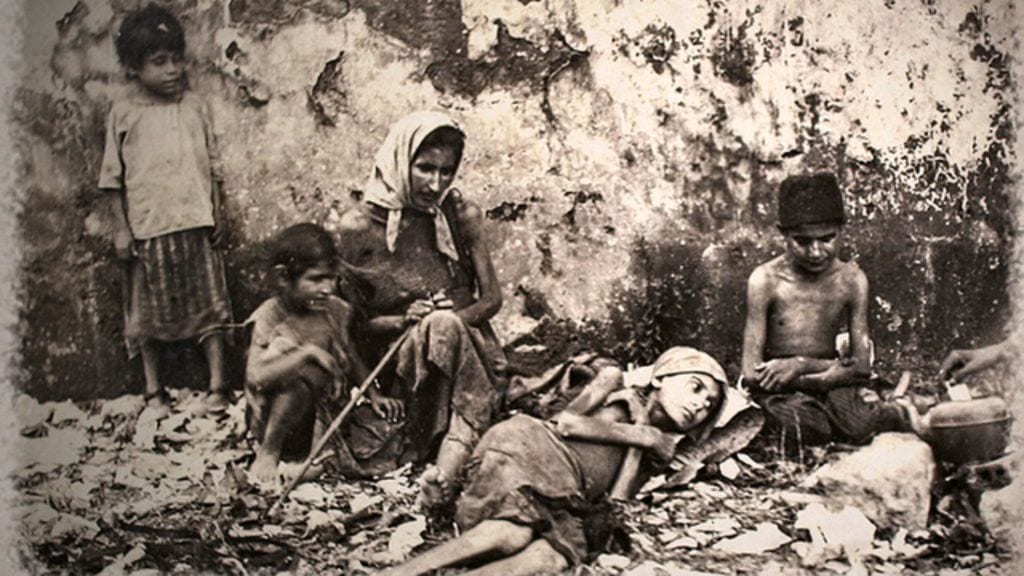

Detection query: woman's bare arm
xmin=453 ymin=200 xmax=502 ymax=327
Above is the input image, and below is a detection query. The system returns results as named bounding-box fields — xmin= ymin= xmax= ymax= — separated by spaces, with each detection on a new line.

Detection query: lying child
xmin=741 ymin=173 xmax=917 ymax=450
xmin=382 ymin=347 xmax=749 ymax=576
xmin=244 ymin=224 xmax=403 ymax=485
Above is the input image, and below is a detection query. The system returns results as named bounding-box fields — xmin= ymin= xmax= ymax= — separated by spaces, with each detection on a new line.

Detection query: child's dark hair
xmin=415 ymin=126 xmax=465 ymax=165
xmin=115 ymin=4 xmax=185 ymax=70
xmin=269 ymin=224 xmax=339 ymax=281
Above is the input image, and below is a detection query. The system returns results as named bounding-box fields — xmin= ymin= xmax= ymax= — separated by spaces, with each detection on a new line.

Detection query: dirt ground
xmin=12 ymin=388 xmax=1013 ymax=575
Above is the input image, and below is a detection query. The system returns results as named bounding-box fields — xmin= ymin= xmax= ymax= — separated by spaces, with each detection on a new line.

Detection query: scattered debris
xmin=13 ymin=393 xmax=1014 ymax=573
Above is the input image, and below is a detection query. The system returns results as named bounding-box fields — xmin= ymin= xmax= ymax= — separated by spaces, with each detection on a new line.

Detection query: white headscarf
xmin=363 ymin=110 xmax=463 ymax=261
xmin=624 ymin=346 xmax=753 ymax=433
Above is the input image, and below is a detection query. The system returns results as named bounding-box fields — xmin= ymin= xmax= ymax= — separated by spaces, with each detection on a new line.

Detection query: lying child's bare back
xmin=759 ymin=255 xmax=865 ymax=360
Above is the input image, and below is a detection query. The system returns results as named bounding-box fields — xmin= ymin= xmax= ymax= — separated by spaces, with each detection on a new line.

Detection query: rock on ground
xmin=804 ymin=433 xmax=935 ymax=530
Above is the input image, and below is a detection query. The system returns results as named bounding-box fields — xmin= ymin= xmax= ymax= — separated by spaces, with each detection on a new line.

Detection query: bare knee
xmin=464 ymin=539 xmax=569 ymax=576
xmin=519 ymin=540 xmax=569 ymax=571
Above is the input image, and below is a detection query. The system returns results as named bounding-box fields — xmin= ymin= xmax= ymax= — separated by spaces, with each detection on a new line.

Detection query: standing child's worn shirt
xmin=99 ymin=86 xmax=231 ymax=349
xmin=99 ymin=88 xmax=221 ymax=239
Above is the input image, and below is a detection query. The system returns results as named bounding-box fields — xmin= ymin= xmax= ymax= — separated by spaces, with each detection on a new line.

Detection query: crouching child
xmin=244 ymin=224 xmax=403 ymax=486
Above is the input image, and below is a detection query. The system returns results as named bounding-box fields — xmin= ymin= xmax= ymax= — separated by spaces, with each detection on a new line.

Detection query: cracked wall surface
xmin=13 ymin=0 xmax=1020 ymax=399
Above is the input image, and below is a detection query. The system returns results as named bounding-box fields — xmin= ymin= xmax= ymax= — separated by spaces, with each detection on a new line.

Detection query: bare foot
xmin=143 ymin=390 xmax=172 ymax=420
xmin=249 ymin=450 xmax=282 ymax=489
xmin=416 ymin=465 xmax=452 ymax=509
xmin=277 ymin=461 xmax=326 ymax=484
xmin=204 ymin=390 xmax=232 ymax=413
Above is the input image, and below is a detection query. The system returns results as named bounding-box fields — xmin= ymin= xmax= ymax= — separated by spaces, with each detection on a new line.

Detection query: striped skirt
xmin=124 ymin=227 xmax=232 ymax=353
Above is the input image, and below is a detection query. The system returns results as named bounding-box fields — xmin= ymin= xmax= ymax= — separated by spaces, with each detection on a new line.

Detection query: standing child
xmin=741 ymin=173 xmax=918 ymax=451
xmin=100 ymin=4 xmax=232 ymax=415
xmin=245 ymin=224 xmax=404 ymax=486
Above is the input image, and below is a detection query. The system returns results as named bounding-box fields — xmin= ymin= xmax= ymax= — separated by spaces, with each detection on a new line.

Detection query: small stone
xmin=597 ymin=553 xmax=632 ymax=570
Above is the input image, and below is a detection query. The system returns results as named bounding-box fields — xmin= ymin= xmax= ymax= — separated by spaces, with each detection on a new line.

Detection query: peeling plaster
xmin=11 ymin=0 xmax=1019 ymax=399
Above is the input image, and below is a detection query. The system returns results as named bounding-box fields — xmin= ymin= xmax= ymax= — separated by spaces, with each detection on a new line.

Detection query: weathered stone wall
xmin=13 ymin=0 xmax=1019 ymax=400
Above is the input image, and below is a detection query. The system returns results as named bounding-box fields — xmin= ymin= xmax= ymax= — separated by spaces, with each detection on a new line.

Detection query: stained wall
xmin=13 ymin=0 xmax=1019 ymax=399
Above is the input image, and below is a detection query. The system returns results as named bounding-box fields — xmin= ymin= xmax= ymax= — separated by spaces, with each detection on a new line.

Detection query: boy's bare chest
xmin=768 ymin=280 xmax=849 ymax=345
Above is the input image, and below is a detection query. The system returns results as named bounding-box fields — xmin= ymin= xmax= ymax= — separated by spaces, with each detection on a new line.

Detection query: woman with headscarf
xmin=336 ymin=111 xmax=506 ymax=503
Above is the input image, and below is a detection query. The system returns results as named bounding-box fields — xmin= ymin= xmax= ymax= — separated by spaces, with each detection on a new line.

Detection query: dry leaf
xmin=666 ymin=536 xmax=700 ymax=550
xmin=98 ymin=543 xmax=146 ymax=576
xmin=51 ymin=513 xmax=100 ymax=540
xmin=382 ymin=515 xmax=426 ymax=562
xmin=349 ymin=492 xmax=381 ymax=513
xmin=100 ymin=395 xmax=146 ymax=419
xmin=50 ymin=400 xmax=88 ymax=424
xmin=15 ymin=394 xmax=54 ymax=428
xmin=20 ymin=427 xmax=89 ymax=467
xmin=289 ymin=482 xmax=332 ymax=508
xmin=712 ymin=522 xmax=791 ymax=554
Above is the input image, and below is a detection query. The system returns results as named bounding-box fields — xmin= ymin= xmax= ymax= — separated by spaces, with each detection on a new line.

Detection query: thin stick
xmin=266 ymin=327 xmax=412 ymax=517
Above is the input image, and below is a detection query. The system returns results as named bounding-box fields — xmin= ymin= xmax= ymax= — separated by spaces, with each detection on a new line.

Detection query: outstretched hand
xmin=939 ymin=343 xmax=1007 ymax=382
xmin=210 ymin=220 xmax=227 ymax=248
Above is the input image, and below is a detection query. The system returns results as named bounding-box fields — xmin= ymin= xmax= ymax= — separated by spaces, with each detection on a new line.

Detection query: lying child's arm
xmin=563 ymin=365 xmax=623 ymax=415
xmin=554 ymin=412 xmax=681 ymax=462
xmin=608 ymin=392 xmax=656 ymax=500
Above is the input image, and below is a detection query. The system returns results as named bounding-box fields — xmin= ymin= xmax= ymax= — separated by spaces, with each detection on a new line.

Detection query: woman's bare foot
xmin=417 ymin=465 xmax=453 ymax=509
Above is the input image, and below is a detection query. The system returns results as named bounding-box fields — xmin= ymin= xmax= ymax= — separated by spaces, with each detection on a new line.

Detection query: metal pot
xmin=923 ymin=396 xmax=1012 ymax=464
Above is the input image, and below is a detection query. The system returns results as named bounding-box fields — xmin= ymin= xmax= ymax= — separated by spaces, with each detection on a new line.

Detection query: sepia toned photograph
xmin=1 ymin=0 xmax=1022 ymax=574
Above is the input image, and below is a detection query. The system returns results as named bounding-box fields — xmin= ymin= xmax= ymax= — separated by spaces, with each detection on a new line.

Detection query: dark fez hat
xmin=777 ymin=172 xmax=845 ymax=229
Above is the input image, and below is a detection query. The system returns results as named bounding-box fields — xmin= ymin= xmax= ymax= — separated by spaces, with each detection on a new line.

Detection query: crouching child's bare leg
xmin=249 ymin=382 xmax=314 ymax=486
xmin=378 ymin=519 xmax=534 ymax=576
